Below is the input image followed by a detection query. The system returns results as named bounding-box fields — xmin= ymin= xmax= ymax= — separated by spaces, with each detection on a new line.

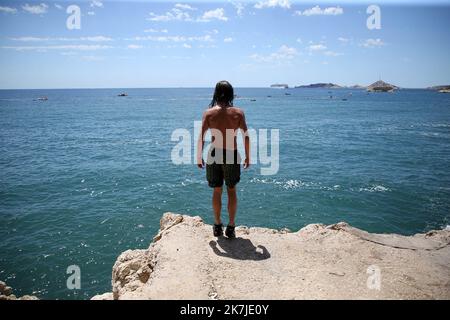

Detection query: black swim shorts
xmin=206 ymin=148 xmax=241 ymax=188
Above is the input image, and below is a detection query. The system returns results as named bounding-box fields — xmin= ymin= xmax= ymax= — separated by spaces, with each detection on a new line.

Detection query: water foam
xmin=359 ymin=185 xmax=390 ymax=193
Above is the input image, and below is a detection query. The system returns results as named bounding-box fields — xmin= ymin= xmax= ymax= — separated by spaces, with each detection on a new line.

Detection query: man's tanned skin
xmin=197 ymin=88 xmax=250 ymax=229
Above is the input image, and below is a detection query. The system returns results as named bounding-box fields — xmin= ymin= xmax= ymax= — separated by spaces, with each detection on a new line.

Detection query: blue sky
xmin=0 ymin=0 xmax=449 ymax=89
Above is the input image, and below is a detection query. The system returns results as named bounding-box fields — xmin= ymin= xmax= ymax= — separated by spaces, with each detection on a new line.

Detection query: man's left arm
xmin=240 ymin=111 xmax=250 ymax=169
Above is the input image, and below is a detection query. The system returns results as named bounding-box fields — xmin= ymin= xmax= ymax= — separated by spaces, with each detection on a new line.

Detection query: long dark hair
xmin=209 ymin=81 xmax=234 ymax=108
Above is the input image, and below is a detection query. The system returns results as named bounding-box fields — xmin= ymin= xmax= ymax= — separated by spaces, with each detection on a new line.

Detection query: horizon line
xmin=0 ymin=85 xmax=445 ymax=90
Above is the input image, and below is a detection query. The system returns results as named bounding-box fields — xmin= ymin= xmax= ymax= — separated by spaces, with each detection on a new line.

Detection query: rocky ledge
xmin=92 ymin=213 xmax=450 ymax=300
xmin=0 ymin=281 xmax=39 ymax=300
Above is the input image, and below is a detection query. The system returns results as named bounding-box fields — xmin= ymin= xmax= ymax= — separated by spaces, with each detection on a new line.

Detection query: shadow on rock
xmin=209 ymin=237 xmax=271 ymax=260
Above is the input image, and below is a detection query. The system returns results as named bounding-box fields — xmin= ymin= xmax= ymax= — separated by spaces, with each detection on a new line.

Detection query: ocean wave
xmin=431 ymin=123 xmax=450 ymax=128
xmin=249 ymin=178 xmax=322 ymax=190
xmin=407 ymin=123 xmax=450 ymax=129
xmin=0 ymin=98 xmax=29 ymax=102
xmin=358 ymin=185 xmax=390 ymax=193
xmin=420 ymin=132 xmax=441 ymax=138
xmin=180 ymin=178 xmax=204 ymax=186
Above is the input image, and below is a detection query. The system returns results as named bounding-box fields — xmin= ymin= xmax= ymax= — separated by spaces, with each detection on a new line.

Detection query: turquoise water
xmin=1 ymin=88 xmax=449 ymax=299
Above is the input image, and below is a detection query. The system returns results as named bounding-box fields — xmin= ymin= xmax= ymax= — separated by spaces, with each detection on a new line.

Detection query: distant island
xmin=270 ymin=84 xmax=289 ymax=89
xmin=295 ymin=83 xmax=342 ymax=89
xmin=347 ymin=84 xmax=366 ymax=89
xmin=428 ymin=85 xmax=450 ymax=93
xmin=268 ymin=80 xmax=416 ymax=92
xmin=366 ymin=80 xmax=398 ymax=92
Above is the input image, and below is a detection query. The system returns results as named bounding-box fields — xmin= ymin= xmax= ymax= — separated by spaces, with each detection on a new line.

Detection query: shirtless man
xmin=197 ymin=81 xmax=250 ymax=238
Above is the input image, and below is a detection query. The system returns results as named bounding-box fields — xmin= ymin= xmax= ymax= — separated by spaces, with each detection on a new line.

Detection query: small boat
xmin=267 ymin=95 xmax=272 ymax=98
xmin=117 ymin=93 xmax=128 ymax=97
xmin=342 ymin=98 xmax=348 ymax=101
xmin=250 ymin=99 xmax=256 ymax=102
xmin=37 ymin=96 xmax=48 ymax=101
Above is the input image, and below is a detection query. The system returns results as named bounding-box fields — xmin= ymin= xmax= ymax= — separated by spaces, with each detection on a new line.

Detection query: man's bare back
xmin=202 ymin=105 xmax=248 ymax=151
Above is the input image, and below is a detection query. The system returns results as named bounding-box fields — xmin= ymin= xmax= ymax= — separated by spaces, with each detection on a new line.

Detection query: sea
xmin=0 ymin=87 xmax=449 ymax=299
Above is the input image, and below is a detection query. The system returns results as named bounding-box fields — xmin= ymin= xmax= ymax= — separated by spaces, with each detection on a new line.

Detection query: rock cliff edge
xmin=92 ymin=213 xmax=450 ymax=300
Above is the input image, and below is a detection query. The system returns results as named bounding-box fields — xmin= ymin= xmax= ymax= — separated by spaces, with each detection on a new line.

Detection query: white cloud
xmin=148 ymin=5 xmax=227 ymax=23
xmin=295 ymin=6 xmax=343 ymax=16
xmin=338 ymin=37 xmax=350 ymax=43
xmin=224 ymin=37 xmax=233 ymax=43
xmin=148 ymin=7 xmax=193 ymax=22
xmin=198 ymin=44 xmax=218 ymax=49
xmin=90 ymin=1 xmax=103 ymax=8
xmin=88 ymin=11 xmax=95 ymax=16
xmin=199 ymin=8 xmax=228 ymax=22
xmin=126 ymin=35 xmax=213 ymax=43
xmin=361 ymin=38 xmax=385 ymax=48
xmin=9 ymin=37 xmax=49 ymax=42
xmin=250 ymin=45 xmax=298 ymax=63
xmin=80 ymin=36 xmax=113 ymax=42
xmin=307 ymin=44 xmax=342 ymax=57
xmin=175 ymin=4 xmax=195 ymax=11
xmin=10 ymin=36 xmax=113 ymax=42
xmin=308 ymin=44 xmax=327 ymax=51
xmin=127 ymin=44 xmax=143 ymax=49
xmin=22 ymin=3 xmax=48 ymax=15
xmin=60 ymin=51 xmax=77 ymax=56
xmin=2 ymin=45 xmax=113 ymax=51
xmin=322 ymin=6 xmax=343 ymax=15
xmin=324 ymin=51 xmax=343 ymax=56
xmin=231 ymin=2 xmax=245 ymax=17
xmin=54 ymin=4 xmax=63 ymax=10
xmin=182 ymin=43 xmax=192 ymax=48
xmin=254 ymin=0 xmax=291 ymax=9
xmin=144 ymin=28 xmax=169 ymax=33
xmin=0 ymin=6 xmax=17 ymax=14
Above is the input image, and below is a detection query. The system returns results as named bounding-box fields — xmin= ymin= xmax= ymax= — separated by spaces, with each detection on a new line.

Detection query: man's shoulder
xmin=203 ymin=106 xmax=244 ymax=117
xmin=229 ymin=106 xmax=244 ymax=115
xmin=203 ymin=107 xmax=216 ymax=116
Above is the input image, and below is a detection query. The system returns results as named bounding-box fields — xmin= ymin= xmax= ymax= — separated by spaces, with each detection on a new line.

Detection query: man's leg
xmin=212 ymin=187 xmax=223 ymax=225
xmin=227 ymin=186 xmax=237 ymax=226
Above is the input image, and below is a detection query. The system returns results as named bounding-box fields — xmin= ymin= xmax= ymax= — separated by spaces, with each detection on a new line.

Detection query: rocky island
xmin=367 ymin=80 xmax=398 ymax=92
xmin=92 ymin=213 xmax=450 ymax=300
xmin=428 ymin=85 xmax=450 ymax=93
xmin=270 ymin=84 xmax=289 ymax=89
xmin=295 ymin=83 xmax=342 ymax=89
xmin=348 ymin=84 xmax=366 ymax=89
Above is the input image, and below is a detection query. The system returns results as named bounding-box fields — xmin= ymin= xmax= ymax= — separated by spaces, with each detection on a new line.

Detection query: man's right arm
xmin=197 ymin=111 xmax=208 ymax=169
